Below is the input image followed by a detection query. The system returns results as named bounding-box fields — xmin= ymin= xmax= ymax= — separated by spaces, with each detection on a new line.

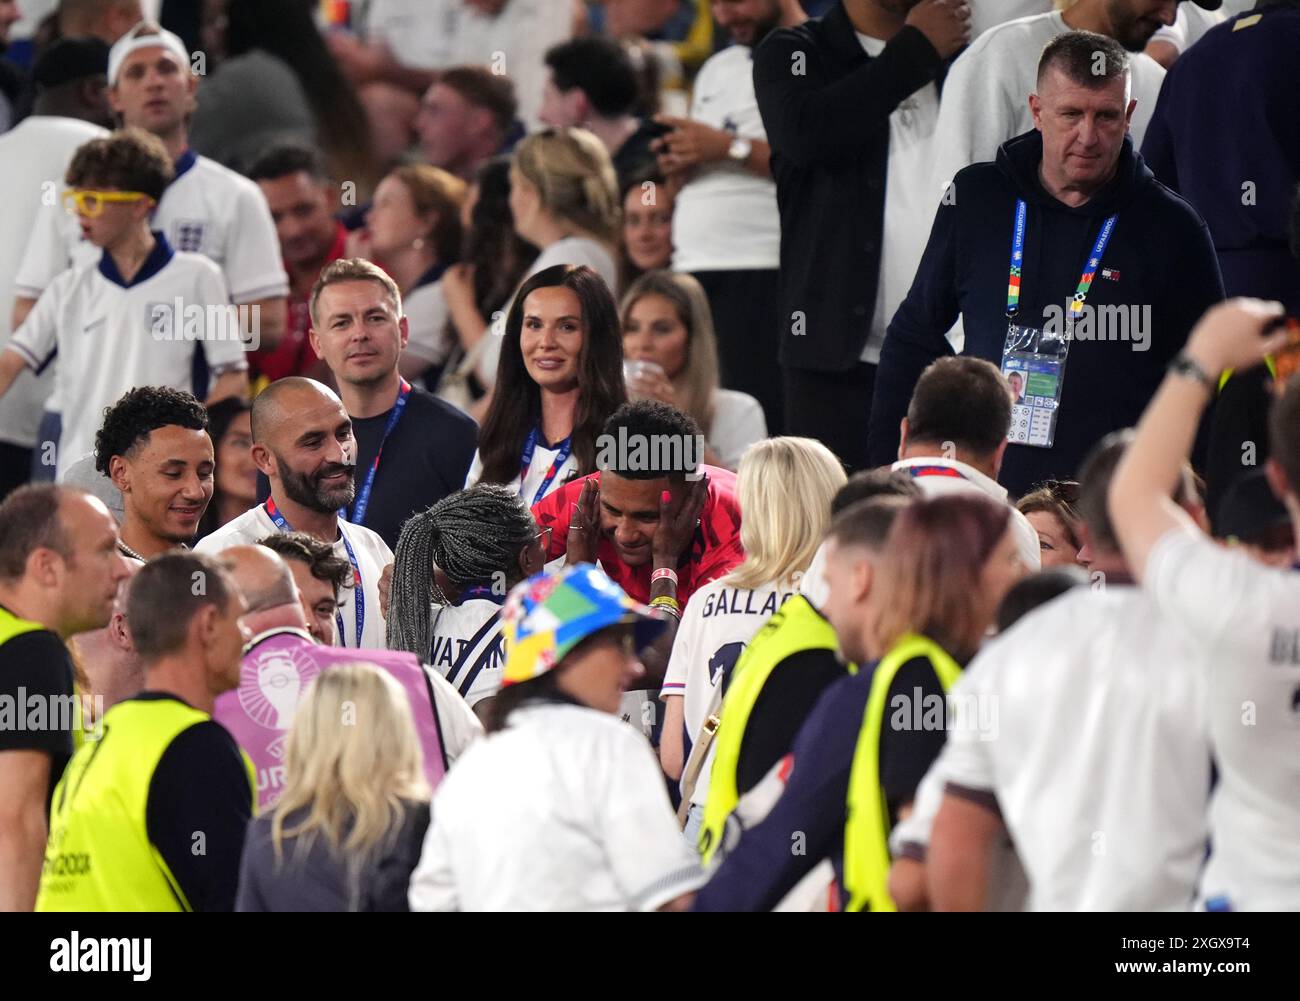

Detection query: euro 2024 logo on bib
xmin=238 ymin=644 xmax=321 ymax=758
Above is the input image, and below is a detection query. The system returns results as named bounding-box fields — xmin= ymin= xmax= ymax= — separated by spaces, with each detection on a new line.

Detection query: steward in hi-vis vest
xmin=699 ymin=594 xmax=851 ymax=863
xmin=36 ymin=696 xmax=255 ymax=912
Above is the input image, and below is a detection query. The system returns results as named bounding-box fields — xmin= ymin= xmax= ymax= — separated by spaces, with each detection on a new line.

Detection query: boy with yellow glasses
xmin=0 ymin=128 xmax=249 ymax=477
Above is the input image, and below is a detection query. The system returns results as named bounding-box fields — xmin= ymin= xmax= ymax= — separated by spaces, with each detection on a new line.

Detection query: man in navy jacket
xmin=868 ymin=30 xmax=1224 ymax=497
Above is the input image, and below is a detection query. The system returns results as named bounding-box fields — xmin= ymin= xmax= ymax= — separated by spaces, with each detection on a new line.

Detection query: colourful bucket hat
xmin=501 ymin=564 xmax=668 ymax=686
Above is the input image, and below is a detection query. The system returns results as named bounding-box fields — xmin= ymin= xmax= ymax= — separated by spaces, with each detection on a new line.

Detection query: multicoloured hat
xmin=501 ymin=564 xmax=667 ymax=686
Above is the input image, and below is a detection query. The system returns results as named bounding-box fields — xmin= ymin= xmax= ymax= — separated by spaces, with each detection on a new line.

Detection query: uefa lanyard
xmin=344 ymin=379 xmax=411 ymax=527
xmin=519 ymin=427 xmax=573 ymax=506
xmin=265 ymin=498 xmax=364 ymax=646
xmin=1006 ymin=199 xmax=1118 ymax=322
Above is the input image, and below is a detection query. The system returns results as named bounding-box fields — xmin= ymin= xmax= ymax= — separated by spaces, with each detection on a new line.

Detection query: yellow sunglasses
xmin=62 ymin=189 xmax=152 ymax=217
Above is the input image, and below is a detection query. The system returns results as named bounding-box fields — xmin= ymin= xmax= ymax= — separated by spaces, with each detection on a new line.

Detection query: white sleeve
xmin=402 ymin=282 xmax=453 ymax=366
xmin=13 ymin=199 xmax=78 ymax=300
xmin=194 ymin=261 xmax=249 ymax=372
xmin=1145 ymin=528 xmax=1278 ymax=645
xmin=595 ymin=727 xmax=706 ymax=910
xmin=408 ymin=806 xmax=460 ymax=912
xmin=661 ymin=596 xmax=702 ymax=697
xmin=709 ymin=391 xmax=767 ymax=469
xmin=464 ymin=449 xmax=483 ymax=488
xmin=424 ymin=666 xmax=484 ymax=763
xmin=928 ymin=36 xmax=1021 ymax=200
xmin=890 ymin=740 xmax=955 ymax=860
xmin=9 ymin=273 xmax=69 ymax=371
xmin=935 ymin=660 xmax=996 ymax=797
xmin=223 ymin=180 xmax=290 ymax=303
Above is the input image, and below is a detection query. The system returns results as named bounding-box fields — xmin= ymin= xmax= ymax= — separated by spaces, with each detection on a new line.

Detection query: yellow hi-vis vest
xmin=36 ymin=697 xmax=255 ymax=912
xmin=841 ymin=633 xmax=962 ymax=912
xmin=699 ymin=594 xmax=848 ymax=863
xmin=0 ymin=605 xmax=42 ymax=646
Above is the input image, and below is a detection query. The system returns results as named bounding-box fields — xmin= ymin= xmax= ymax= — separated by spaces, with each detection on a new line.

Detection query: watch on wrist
xmin=1168 ymin=352 xmax=1217 ymax=391
xmin=727 ymin=136 xmax=752 ymax=164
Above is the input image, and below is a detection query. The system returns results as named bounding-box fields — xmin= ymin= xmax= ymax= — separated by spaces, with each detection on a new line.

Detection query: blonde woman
xmin=235 ymin=663 xmax=432 ymax=912
xmin=469 ymin=128 xmax=622 ymax=410
xmin=621 ymin=270 xmax=766 ymax=469
xmin=658 ymin=437 xmax=846 ymax=841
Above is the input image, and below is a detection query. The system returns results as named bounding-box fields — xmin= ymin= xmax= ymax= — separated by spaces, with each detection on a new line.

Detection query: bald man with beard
xmin=196 ymin=378 xmax=393 ymax=649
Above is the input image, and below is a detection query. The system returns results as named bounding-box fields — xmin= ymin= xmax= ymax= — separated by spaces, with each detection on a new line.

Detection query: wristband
xmin=1168 ymin=352 xmax=1217 ymax=392
xmin=651 ymin=567 xmax=679 ymax=587
xmin=649 ymin=595 xmax=681 ymax=619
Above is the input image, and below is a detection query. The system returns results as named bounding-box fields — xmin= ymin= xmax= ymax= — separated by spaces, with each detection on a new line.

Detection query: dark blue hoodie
xmin=868 ymin=129 xmax=1224 ymax=496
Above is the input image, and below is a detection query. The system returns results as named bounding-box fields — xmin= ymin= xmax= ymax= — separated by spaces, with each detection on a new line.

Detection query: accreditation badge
xmin=1002 ymin=322 xmax=1068 ymax=449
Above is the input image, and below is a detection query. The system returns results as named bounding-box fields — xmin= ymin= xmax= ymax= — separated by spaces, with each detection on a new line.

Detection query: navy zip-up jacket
xmin=867 ymin=128 xmax=1224 ymax=496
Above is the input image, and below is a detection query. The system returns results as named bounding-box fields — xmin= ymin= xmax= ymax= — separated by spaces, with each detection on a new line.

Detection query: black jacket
xmin=753 ymin=3 xmax=947 ymax=372
xmin=867 ymin=129 xmax=1224 ymax=496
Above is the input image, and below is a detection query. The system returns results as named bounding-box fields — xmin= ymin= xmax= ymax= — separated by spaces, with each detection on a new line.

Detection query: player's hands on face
xmin=378 ymin=562 xmax=393 ymax=618
xmin=905 ymin=0 xmax=972 ymax=59
xmin=652 ymin=473 xmax=709 ymax=568
xmin=566 ymin=478 xmax=600 ymax=566
xmin=1185 ymin=298 xmax=1289 ymax=377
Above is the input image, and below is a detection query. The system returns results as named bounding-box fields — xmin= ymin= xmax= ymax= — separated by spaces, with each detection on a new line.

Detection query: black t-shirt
xmin=138 ymin=693 xmax=253 ymax=912
xmin=735 ymin=647 xmax=847 ymax=795
xmin=348 ymin=387 xmax=477 ymax=549
xmin=0 ymin=622 xmax=75 ymax=807
xmin=256 ymin=386 xmax=478 ymax=550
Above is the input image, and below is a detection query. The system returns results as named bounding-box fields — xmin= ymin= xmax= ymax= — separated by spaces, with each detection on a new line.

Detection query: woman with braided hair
xmin=387 ymin=485 xmax=549 ymax=718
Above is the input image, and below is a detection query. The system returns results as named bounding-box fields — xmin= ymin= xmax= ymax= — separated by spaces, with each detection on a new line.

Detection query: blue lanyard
xmin=519 ymin=427 xmax=572 ymax=506
xmin=344 ymin=379 xmax=411 ymax=527
xmin=265 ymin=498 xmax=365 ymax=647
xmin=1007 ymin=199 xmax=1118 ymax=321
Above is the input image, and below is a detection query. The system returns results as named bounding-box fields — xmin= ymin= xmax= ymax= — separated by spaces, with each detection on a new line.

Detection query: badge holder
xmin=1000 ymin=200 xmax=1117 ymax=451
xmin=1002 ymin=323 xmax=1069 ymax=448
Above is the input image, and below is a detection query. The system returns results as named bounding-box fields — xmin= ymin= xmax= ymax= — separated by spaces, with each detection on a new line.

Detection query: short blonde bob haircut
xmin=271 ymin=662 xmax=430 ymax=905
xmin=725 ymin=437 xmax=846 ymax=591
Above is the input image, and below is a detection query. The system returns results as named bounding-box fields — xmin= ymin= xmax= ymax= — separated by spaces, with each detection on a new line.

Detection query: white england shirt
xmin=428 ymin=597 xmax=507 ymax=708
xmin=0 ymin=115 xmax=107 ymax=448
xmin=15 ymin=149 xmax=288 ymax=306
xmin=464 ymin=437 xmax=580 ymax=504
xmin=661 ymin=577 xmax=796 ymax=807
xmin=195 ymin=504 xmax=394 ymax=651
xmin=937 ymin=585 xmax=1213 ymax=911
xmin=8 ymin=236 xmax=246 ymax=475
xmin=1145 ymin=530 xmax=1300 ymax=911
xmin=671 ymin=44 xmax=780 ymax=273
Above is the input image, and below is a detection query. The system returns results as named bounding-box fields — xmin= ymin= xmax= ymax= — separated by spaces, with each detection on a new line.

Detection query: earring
xmin=412 ymin=237 xmax=425 ymax=251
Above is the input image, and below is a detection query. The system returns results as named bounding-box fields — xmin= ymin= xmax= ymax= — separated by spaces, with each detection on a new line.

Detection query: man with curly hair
xmin=0 ymin=128 xmax=249 ymax=477
xmin=93 ymin=386 xmax=215 ymax=562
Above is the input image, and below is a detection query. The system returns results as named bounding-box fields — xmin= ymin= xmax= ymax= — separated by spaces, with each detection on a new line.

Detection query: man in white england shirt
xmin=1109 ymin=297 xmax=1300 ymax=910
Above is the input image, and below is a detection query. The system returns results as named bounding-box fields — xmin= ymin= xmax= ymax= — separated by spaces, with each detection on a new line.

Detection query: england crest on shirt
xmin=172 ymin=219 xmax=206 ymax=253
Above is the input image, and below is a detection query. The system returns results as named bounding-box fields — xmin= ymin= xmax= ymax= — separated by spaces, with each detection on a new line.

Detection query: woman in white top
xmin=465 ymin=264 xmax=627 ymax=503
xmin=470 ymin=128 xmax=622 ymax=408
xmin=356 ymin=164 xmax=466 ymax=382
xmin=386 ymin=485 xmax=549 ymax=721
xmin=659 ymin=437 xmax=847 ymax=841
xmin=408 ymin=562 xmax=704 ymax=911
xmin=621 ymin=270 xmax=767 ymax=469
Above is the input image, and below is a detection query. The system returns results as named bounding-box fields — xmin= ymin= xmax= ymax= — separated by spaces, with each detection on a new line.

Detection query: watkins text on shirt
xmin=149 ymin=299 xmax=261 ymax=351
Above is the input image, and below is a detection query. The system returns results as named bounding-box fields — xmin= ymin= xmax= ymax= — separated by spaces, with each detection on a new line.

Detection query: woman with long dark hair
xmin=192 ymin=0 xmax=380 ymax=194
xmin=465 ymin=264 xmax=627 ymax=501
